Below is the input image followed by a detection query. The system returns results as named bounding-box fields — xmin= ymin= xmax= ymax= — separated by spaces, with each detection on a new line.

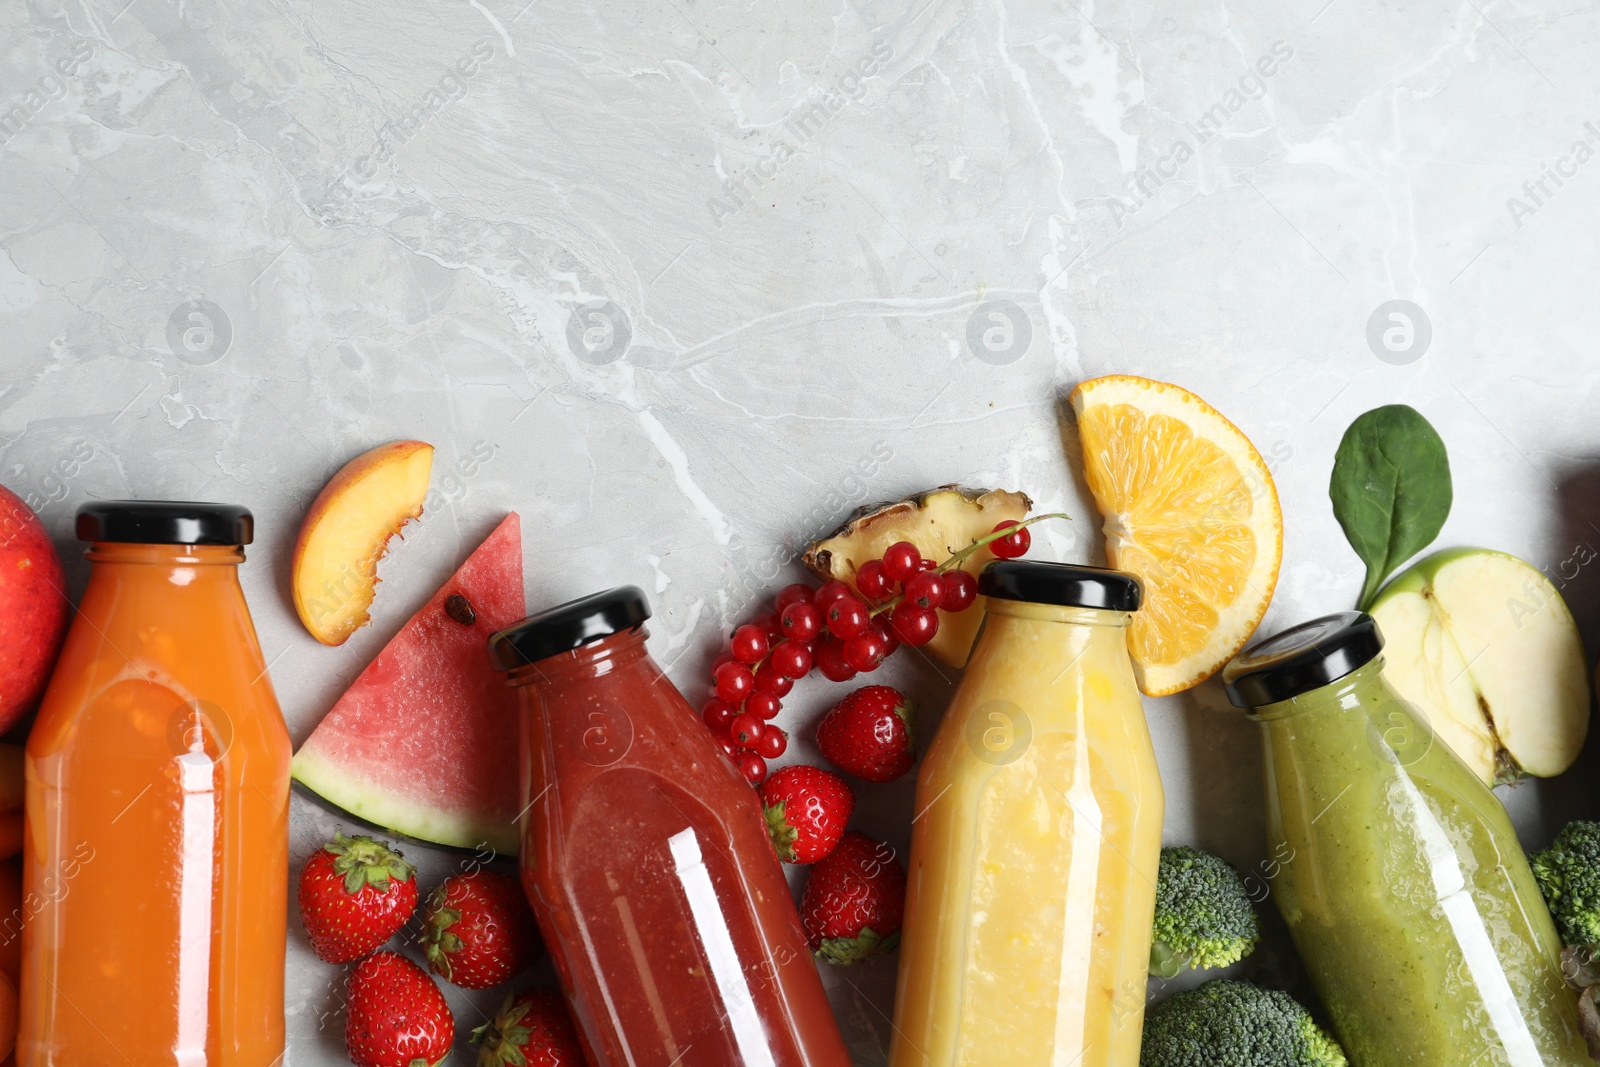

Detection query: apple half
xmin=1370 ymin=547 xmax=1591 ymax=786
xmin=292 ymin=440 xmax=434 ymax=646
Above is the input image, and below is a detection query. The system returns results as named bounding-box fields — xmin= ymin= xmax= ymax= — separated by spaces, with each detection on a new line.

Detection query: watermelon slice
xmin=292 ymin=513 xmax=525 ymax=856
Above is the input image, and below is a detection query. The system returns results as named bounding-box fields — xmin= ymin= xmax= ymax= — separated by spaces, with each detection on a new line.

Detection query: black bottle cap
xmin=978 ymin=560 xmax=1143 ymax=612
xmin=76 ymin=500 xmax=254 ymax=546
xmin=488 ymin=586 xmax=652 ymax=670
xmin=1222 ymin=611 xmax=1384 ymax=708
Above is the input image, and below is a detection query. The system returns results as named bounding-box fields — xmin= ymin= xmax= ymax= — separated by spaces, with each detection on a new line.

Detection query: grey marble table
xmin=3 ymin=0 xmax=1599 ymax=1063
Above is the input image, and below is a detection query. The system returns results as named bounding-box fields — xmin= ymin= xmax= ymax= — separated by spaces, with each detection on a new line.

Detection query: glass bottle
xmin=1223 ymin=611 xmax=1589 ymax=1065
xmin=889 ymin=561 xmax=1162 ymax=1067
xmin=489 ymin=586 xmax=850 ymax=1067
xmin=20 ymin=501 xmax=291 ymax=1066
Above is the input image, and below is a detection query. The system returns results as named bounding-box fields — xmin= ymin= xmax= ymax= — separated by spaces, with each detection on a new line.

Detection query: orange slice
xmin=1068 ymin=376 xmax=1282 ymax=696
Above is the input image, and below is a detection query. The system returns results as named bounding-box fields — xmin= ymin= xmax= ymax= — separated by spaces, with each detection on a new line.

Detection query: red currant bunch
xmin=701 ymin=521 xmax=1035 ymax=785
xmin=702 ymin=582 xmax=817 ymax=784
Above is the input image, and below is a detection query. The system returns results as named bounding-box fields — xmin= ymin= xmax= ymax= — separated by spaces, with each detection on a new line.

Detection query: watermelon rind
xmin=289 ymin=511 xmax=525 ymax=860
xmin=291 ymin=748 xmax=520 ymax=857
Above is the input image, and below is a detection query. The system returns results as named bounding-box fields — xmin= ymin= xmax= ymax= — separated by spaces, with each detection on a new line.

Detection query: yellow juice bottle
xmin=889 ymin=561 xmax=1162 ymax=1067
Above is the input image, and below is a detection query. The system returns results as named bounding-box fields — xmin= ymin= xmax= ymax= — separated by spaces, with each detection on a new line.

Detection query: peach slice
xmin=292 ymin=441 xmax=434 ymax=645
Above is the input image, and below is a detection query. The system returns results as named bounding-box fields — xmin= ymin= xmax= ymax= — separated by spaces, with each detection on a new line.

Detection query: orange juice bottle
xmin=19 ymin=501 xmax=291 ymax=1067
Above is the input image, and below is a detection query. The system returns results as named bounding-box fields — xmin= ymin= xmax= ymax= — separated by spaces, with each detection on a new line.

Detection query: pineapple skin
xmin=803 ymin=485 xmax=1033 ymax=668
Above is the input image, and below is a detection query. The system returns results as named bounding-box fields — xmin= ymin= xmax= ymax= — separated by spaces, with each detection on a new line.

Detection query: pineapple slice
xmin=803 ymin=485 xmax=1032 ymax=667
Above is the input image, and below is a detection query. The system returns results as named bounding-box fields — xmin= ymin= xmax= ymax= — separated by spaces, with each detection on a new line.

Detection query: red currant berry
xmin=990 ymin=520 xmax=1030 ymax=559
xmin=825 ymin=595 xmax=870 ymax=639
xmin=737 ymin=751 xmax=768 ymax=785
xmin=748 ymin=611 xmax=784 ymax=643
xmin=769 ymin=639 xmax=813 ymax=679
xmin=813 ymin=580 xmax=852 ymax=607
xmin=746 ymin=690 xmax=782 ymax=720
xmin=882 ymin=541 xmax=921 ymax=583
xmin=890 ymin=603 xmax=940 ymax=646
xmin=843 ymin=630 xmax=890 ymax=672
xmin=730 ymin=624 xmax=769 ymax=665
xmin=716 ymin=735 xmax=742 ymax=760
xmin=711 ymin=650 xmax=735 ymax=673
xmin=941 ymin=570 xmax=979 ymax=612
xmin=702 ymin=698 xmax=737 ymax=732
xmin=730 ymin=712 xmax=766 ymax=749
xmin=871 ymin=618 xmax=901 ymax=658
xmin=753 ymin=661 xmax=794 ymax=696
xmin=814 ymin=635 xmax=859 ymax=682
xmin=916 ymin=557 xmax=938 ymax=573
xmin=855 ymin=560 xmax=893 ymax=600
xmin=904 ymin=571 xmax=945 ymax=611
xmin=774 ymin=583 xmax=813 ymax=611
xmin=779 ymin=601 xmax=821 ymax=644
xmin=713 ymin=661 xmax=755 ymax=703
xmin=754 ymin=726 xmax=788 ymax=760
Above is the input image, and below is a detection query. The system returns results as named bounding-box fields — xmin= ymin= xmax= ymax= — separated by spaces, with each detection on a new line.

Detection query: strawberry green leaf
xmin=422 ymin=898 xmax=465 ymax=979
xmin=815 ymin=926 xmax=900 ymax=965
xmin=473 ymin=994 xmax=533 ymax=1067
xmin=764 ymin=800 xmax=799 ymax=863
xmin=327 ymin=831 xmax=415 ymax=894
xmin=894 ymin=698 xmax=917 ymax=753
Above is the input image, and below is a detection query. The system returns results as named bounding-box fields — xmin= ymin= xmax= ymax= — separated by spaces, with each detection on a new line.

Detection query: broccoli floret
xmin=1150 ymin=845 xmax=1260 ymax=977
xmin=1140 ymin=979 xmax=1348 ymax=1067
xmin=1532 ymin=820 xmax=1600 ymax=946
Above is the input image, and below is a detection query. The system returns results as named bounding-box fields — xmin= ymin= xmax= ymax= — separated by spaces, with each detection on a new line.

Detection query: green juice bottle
xmin=1222 ymin=611 xmax=1589 ymax=1066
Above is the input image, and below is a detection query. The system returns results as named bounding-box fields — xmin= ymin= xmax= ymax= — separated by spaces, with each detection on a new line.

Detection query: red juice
xmin=489 ymin=587 xmax=849 ymax=1066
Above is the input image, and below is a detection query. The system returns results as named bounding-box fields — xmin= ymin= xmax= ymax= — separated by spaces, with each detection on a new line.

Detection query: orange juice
xmin=19 ymin=502 xmax=291 ymax=1067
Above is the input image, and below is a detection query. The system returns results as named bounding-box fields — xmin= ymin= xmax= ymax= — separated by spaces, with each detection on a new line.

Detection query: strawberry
xmin=421 ymin=869 xmax=543 ymax=989
xmin=345 ymin=951 xmax=454 ymax=1067
xmin=815 ymin=685 xmax=916 ymax=782
xmin=298 ymin=832 xmax=418 ymax=965
xmin=472 ymin=988 xmax=585 ymax=1066
xmin=759 ymin=765 xmax=854 ymax=864
xmin=800 ymin=831 xmax=906 ymax=964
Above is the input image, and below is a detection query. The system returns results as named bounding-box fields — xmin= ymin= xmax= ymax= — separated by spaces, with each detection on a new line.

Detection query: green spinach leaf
xmin=1329 ymin=405 xmax=1452 ymax=610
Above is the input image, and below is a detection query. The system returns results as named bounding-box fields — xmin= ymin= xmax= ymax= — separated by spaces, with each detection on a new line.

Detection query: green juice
xmin=1231 ymin=619 xmax=1588 ymax=1066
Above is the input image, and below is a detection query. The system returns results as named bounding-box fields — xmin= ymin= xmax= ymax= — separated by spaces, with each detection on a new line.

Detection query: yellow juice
xmin=889 ymin=576 xmax=1161 ymax=1067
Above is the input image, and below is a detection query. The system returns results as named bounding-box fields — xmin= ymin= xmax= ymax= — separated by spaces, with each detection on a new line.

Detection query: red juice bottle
xmin=488 ymin=587 xmax=850 ymax=1066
